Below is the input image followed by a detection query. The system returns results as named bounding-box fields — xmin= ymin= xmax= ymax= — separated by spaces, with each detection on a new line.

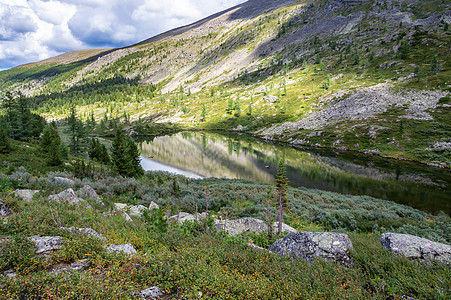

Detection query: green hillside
xmin=0 ymin=0 xmax=450 ymax=165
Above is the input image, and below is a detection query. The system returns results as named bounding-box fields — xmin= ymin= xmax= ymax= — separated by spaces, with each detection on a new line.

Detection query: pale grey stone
xmin=61 ymin=227 xmax=108 ymax=242
xmin=138 ymin=286 xmax=164 ymax=299
xmin=30 ymin=236 xmax=63 ymax=254
xmin=104 ymin=243 xmax=137 ymax=255
xmin=169 ymin=212 xmax=196 ymax=224
xmin=14 ymin=189 xmax=40 ymax=202
xmin=148 ymin=201 xmax=159 ymax=210
xmin=48 ymin=188 xmax=83 ymax=206
xmin=381 ymin=233 xmax=451 ymax=264
xmin=215 ymin=217 xmax=296 ymax=236
xmin=269 ymin=231 xmax=354 ymax=266
xmin=76 ymin=185 xmax=104 ymax=206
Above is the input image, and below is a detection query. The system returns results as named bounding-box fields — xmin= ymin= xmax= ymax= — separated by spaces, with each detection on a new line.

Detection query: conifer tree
xmin=111 ymin=129 xmax=143 ymax=177
xmin=0 ymin=130 xmax=12 ymax=154
xmin=275 ymin=161 xmax=289 ymax=235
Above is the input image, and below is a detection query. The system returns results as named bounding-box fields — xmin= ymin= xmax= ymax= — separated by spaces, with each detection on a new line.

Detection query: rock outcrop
xmin=48 ymin=188 xmax=87 ymax=207
xmin=148 ymin=201 xmax=159 ymax=210
xmin=30 ymin=236 xmax=64 ymax=254
xmin=269 ymin=231 xmax=354 ymax=266
xmin=114 ymin=203 xmax=148 ymax=218
xmin=14 ymin=189 xmax=40 ymax=202
xmin=169 ymin=212 xmax=197 ymax=224
xmin=381 ymin=233 xmax=451 ymax=264
xmin=61 ymin=227 xmax=108 ymax=242
xmin=0 ymin=199 xmax=12 ymax=218
xmin=215 ymin=217 xmax=296 ymax=236
xmin=138 ymin=286 xmax=164 ymax=299
xmin=76 ymin=185 xmax=104 ymax=206
xmin=104 ymin=243 xmax=137 ymax=255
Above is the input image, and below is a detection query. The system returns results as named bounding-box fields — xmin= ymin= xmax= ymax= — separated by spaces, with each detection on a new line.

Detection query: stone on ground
xmin=169 ymin=212 xmax=196 ymax=224
xmin=48 ymin=188 xmax=85 ymax=206
xmin=30 ymin=236 xmax=64 ymax=254
xmin=148 ymin=201 xmax=159 ymax=210
xmin=61 ymin=227 xmax=108 ymax=242
xmin=381 ymin=233 xmax=451 ymax=264
xmin=76 ymin=185 xmax=104 ymax=206
xmin=269 ymin=231 xmax=354 ymax=266
xmin=138 ymin=286 xmax=164 ymax=299
xmin=14 ymin=189 xmax=40 ymax=202
xmin=215 ymin=217 xmax=296 ymax=236
xmin=104 ymin=243 xmax=137 ymax=255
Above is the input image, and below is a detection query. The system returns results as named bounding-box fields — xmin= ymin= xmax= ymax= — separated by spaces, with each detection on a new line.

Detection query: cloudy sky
xmin=0 ymin=0 xmax=246 ymax=70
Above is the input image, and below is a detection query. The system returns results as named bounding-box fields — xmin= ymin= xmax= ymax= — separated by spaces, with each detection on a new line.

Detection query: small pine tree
xmin=275 ymin=161 xmax=289 ymax=235
xmin=201 ymin=104 xmax=206 ymax=122
xmin=47 ymin=139 xmax=62 ymax=166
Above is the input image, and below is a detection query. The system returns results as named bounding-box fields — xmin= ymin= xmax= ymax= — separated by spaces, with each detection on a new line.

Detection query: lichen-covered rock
xmin=48 ymin=188 xmax=84 ymax=206
xmin=138 ymin=286 xmax=164 ymax=299
xmin=61 ymin=227 xmax=108 ymax=242
xmin=14 ymin=189 xmax=40 ymax=202
xmin=0 ymin=199 xmax=12 ymax=218
xmin=215 ymin=217 xmax=296 ymax=236
xmin=169 ymin=212 xmax=196 ymax=224
xmin=148 ymin=201 xmax=159 ymax=210
xmin=104 ymin=243 xmax=137 ymax=255
xmin=30 ymin=236 xmax=63 ymax=254
xmin=114 ymin=203 xmax=148 ymax=218
xmin=268 ymin=231 xmax=354 ymax=266
xmin=272 ymin=222 xmax=297 ymax=234
xmin=76 ymin=185 xmax=104 ymax=206
xmin=381 ymin=233 xmax=451 ymax=264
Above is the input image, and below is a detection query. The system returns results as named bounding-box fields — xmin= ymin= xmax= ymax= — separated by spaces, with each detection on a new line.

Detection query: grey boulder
xmin=0 ymin=199 xmax=12 ymax=218
xmin=148 ymin=201 xmax=159 ymax=210
xmin=216 ymin=217 xmax=296 ymax=236
xmin=114 ymin=203 xmax=148 ymax=218
xmin=138 ymin=286 xmax=164 ymax=299
xmin=269 ymin=231 xmax=354 ymax=266
xmin=30 ymin=236 xmax=64 ymax=254
xmin=169 ymin=212 xmax=197 ymax=224
xmin=14 ymin=189 xmax=40 ymax=202
xmin=104 ymin=243 xmax=137 ymax=255
xmin=76 ymin=185 xmax=104 ymax=206
xmin=48 ymin=188 xmax=85 ymax=206
xmin=61 ymin=227 xmax=108 ymax=242
xmin=381 ymin=233 xmax=451 ymax=264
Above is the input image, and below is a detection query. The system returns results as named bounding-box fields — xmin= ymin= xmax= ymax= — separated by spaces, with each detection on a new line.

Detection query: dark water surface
xmin=139 ymin=132 xmax=450 ymax=215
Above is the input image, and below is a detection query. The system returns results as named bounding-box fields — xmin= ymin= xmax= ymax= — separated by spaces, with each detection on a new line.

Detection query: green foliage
xmin=0 ymin=236 xmax=45 ymax=275
xmin=40 ymin=122 xmax=63 ymax=166
xmin=111 ymin=129 xmax=144 ymax=178
xmin=0 ymin=130 xmax=12 ymax=154
xmin=88 ymin=138 xmax=110 ymax=164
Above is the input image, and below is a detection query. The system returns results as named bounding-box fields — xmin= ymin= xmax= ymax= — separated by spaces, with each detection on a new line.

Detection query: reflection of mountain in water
xmin=138 ymin=132 xmax=450 ymax=215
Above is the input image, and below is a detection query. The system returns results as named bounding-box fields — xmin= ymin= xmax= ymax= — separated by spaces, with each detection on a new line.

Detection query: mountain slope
xmin=0 ymin=0 xmax=450 ymax=165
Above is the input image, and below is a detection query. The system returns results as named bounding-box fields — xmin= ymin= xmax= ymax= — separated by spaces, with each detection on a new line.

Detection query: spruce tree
xmin=275 ymin=161 xmax=289 ymax=235
xmin=111 ymin=129 xmax=143 ymax=177
xmin=0 ymin=130 xmax=12 ymax=154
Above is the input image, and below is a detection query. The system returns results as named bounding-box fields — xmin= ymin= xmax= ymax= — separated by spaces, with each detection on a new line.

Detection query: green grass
xmin=0 ymin=175 xmax=449 ymax=299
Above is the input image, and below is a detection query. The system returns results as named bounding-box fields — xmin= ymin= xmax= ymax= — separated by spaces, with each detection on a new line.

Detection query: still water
xmin=138 ymin=132 xmax=450 ymax=215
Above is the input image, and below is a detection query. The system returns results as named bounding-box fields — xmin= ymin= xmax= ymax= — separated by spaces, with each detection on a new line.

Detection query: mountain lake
xmin=138 ymin=131 xmax=450 ymax=215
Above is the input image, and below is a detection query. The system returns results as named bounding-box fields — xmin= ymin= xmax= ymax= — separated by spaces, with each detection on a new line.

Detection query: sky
xmin=0 ymin=0 xmax=246 ymax=70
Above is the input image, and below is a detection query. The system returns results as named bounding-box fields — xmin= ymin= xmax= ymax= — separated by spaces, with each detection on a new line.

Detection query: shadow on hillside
xmin=132 ymin=0 xmax=297 ymax=47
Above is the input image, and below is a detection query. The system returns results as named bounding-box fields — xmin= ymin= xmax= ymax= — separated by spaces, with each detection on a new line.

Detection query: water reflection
xmin=138 ymin=132 xmax=451 ymax=215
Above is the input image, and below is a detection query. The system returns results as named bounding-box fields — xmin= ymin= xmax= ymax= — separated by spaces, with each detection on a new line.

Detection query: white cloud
xmin=0 ymin=0 xmax=247 ymax=69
